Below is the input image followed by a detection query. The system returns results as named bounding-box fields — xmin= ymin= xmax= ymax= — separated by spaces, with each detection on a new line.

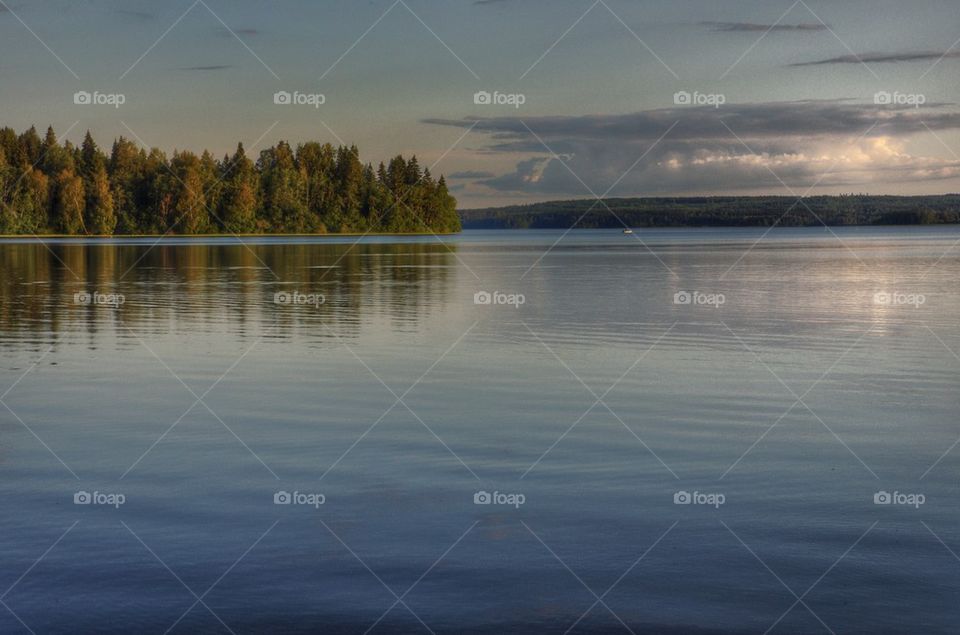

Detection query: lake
xmin=0 ymin=227 xmax=958 ymax=634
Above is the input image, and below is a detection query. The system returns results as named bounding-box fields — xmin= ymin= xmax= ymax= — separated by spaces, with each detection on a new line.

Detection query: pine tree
xmin=221 ymin=143 xmax=258 ymax=233
xmin=80 ymin=131 xmax=103 ymax=178
xmin=0 ymin=148 xmax=15 ymax=233
xmin=334 ymin=145 xmax=364 ymax=232
xmin=19 ymin=126 xmax=42 ymax=166
xmin=0 ymin=128 xmax=23 ymax=169
xmin=171 ymin=152 xmax=207 ymax=234
xmin=108 ymin=137 xmax=145 ymax=233
xmin=260 ymin=141 xmax=309 ymax=232
xmin=198 ymin=150 xmax=222 ymax=225
xmin=296 ymin=142 xmax=336 ymax=229
xmin=144 ymin=149 xmax=173 ymax=232
xmin=40 ymin=127 xmax=71 ymax=179
xmin=434 ymin=175 xmax=460 ymax=233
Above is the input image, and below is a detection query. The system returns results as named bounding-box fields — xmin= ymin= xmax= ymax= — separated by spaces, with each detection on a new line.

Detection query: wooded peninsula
xmin=0 ymin=126 xmax=460 ymax=235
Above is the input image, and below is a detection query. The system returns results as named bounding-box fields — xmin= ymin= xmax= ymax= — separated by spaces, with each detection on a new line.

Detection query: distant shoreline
xmin=3 ymin=225 xmax=959 ymax=240
xmin=459 ymin=195 xmax=960 ymax=229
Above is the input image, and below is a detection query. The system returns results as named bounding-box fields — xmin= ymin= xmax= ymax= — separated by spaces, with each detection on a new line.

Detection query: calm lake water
xmin=0 ymin=227 xmax=958 ymax=634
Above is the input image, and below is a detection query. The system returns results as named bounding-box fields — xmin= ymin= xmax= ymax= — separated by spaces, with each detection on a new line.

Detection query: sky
xmin=1 ymin=0 xmax=958 ymax=208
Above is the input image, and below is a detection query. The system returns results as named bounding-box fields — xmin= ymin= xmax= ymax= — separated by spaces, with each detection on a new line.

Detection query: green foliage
xmin=0 ymin=126 xmax=460 ymax=235
xmin=259 ymin=141 xmax=309 ymax=233
xmin=108 ymin=137 xmax=146 ymax=233
xmin=170 ymin=152 xmax=209 ymax=235
xmin=86 ymin=163 xmax=116 ymax=234
xmin=220 ymin=143 xmax=258 ymax=234
xmin=54 ymin=169 xmax=85 ymax=234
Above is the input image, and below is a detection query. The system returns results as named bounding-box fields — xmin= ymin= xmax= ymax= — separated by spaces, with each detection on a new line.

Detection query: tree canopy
xmin=0 ymin=126 xmax=460 ymax=235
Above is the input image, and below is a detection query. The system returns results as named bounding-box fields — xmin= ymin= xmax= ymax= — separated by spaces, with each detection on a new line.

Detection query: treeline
xmin=0 ymin=126 xmax=460 ymax=235
xmin=461 ymin=195 xmax=960 ymax=228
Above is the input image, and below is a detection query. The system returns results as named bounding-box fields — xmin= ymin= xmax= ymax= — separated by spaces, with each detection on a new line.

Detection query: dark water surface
xmin=0 ymin=227 xmax=958 ymax=634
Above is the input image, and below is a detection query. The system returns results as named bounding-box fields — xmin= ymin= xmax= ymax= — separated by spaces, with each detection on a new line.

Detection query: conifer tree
xmin=221 ymin=143 xmax=258 ymax=233
xmin=108 ymin=137 xmax=145 ymax=233
xmin=171 ymin=152 xmax=208 ymax=234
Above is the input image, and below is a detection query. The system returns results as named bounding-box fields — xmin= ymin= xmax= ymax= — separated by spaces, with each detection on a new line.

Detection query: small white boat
xmin=623 ymin=229 xmax=634 ymax=234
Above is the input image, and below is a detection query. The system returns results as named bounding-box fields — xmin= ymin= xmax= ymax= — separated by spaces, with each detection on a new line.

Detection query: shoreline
xmin=0 ymin=231 xmax=462 ymax=239
xmin=2 ymin=224 xmax=959 ymax=239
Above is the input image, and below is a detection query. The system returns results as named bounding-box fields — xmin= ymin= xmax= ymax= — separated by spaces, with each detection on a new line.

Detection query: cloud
xmin=793 ymin=51 xmax=960 ymax=66
xmin=426 ymin=100 xmax=960 ymax=144
xmin=425 ymin=101 xmax=960 ymax=195
xmin=703 ymin=21 xmax=828 ymax=32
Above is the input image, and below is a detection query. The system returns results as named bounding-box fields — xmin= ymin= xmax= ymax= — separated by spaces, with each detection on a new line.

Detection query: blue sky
xmin=1 ymin=0 xmax=958 ymax=207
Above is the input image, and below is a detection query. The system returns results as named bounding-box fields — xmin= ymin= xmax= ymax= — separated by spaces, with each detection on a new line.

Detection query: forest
xmin=461 ymin=195 xmax=960 ymax=229
xmin=0 ymin=126 xmax=460 ymax=235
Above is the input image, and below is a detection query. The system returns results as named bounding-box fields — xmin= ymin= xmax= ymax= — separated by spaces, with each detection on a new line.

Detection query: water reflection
xmin=0 ymin=241 xmax=456 ymax=347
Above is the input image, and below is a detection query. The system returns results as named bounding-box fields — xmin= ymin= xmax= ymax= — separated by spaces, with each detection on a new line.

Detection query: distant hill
xmin=459 ymin=195 xmax=960 ymax=229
